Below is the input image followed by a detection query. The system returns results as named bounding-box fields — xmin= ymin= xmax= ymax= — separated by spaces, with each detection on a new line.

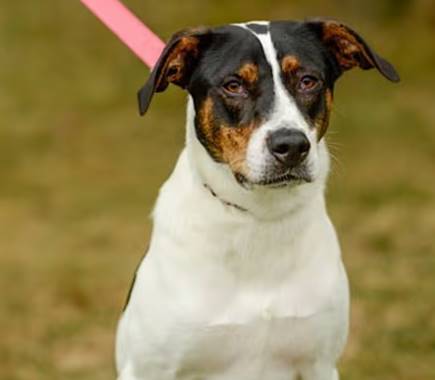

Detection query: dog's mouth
xmin=259 ymin=172 xmax=312 ymax=187
xmin=235 ymin=169 xmax=313 ymax=189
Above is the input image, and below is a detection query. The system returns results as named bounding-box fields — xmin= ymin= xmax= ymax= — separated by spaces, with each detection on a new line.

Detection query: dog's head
xmin=138 ymin=20 xmax=399 ymax=188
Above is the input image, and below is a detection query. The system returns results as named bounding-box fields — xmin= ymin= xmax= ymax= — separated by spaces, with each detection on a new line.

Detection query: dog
xmin=115 ymin=19 xmax=399 ymax=380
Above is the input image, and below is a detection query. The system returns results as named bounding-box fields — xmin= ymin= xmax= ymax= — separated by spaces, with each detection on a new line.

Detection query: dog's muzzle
xmin=242 ymin=128 xmax=312 ymax=187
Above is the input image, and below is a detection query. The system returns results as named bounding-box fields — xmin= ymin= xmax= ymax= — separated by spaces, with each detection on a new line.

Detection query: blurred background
xmin=1 ymin=0 xmax=434 ymax=379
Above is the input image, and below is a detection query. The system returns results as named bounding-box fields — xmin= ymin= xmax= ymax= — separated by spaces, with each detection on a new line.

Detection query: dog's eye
xmin=223 ymin=79 xmax=246 ymax=96
xmin=298 ymin=75 xmax=321 ymax=92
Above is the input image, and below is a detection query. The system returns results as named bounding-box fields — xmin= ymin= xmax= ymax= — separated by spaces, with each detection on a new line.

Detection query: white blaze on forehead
xmin=249 ymin=27 xmax=308 ymax=130
xmin=233 ymin=20 xmax=269 ymax=27
xmin=234 ymin=23 xmax=316 ymax=182
xmin=234 ymin=22 xmax=310 ymax=129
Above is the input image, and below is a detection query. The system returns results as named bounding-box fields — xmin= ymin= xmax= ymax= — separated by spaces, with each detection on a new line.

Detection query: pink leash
xmin=80 ymin=0 xmax=165 ymax=69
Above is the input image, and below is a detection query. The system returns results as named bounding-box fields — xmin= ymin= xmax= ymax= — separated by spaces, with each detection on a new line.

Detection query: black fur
xmin=137 ymin=20 xmax=399 ymax=158
xmin=246 ymin=23 xmax=268 ymax=34
xmin=187 ymin=25 xmax=275 ymax=158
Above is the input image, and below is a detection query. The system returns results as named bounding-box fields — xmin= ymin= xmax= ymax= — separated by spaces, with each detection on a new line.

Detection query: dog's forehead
xmin=207 ymin=21 xmax=326 ymax=72
xmin=269 ymin=21 xmax=328 ymax=69
xmin=197 ymin=24 xmax=267 ymax=76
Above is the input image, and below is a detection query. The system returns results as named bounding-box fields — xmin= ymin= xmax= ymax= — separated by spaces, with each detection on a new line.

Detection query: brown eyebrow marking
xmin=281 ymin=55 xmax=300 ymax=74
xmin=238 ymin=63 xmax=259 ymax=84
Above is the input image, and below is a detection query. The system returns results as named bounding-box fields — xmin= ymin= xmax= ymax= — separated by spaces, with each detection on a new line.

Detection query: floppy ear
xmin=307 ymin=19 xmax=400 ymax=82
xmin=137 ymin=27 xmax=212 ymax=116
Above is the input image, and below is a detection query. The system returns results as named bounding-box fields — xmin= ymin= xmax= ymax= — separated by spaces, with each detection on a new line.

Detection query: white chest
xmin=117 ymin=245 xmax=349 ymax=380
xmin=167 ymin=295 xmax=347 ymax=380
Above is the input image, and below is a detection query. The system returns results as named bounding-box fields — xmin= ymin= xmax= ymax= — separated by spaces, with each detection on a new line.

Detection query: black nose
xmin=266 ymin=128 xmax=310 ymax=167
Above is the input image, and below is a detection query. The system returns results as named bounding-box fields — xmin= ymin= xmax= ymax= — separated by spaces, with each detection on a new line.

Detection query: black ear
xmin=306 ymin=19 xmax=400 ymax=83
xmin=137 ymin=27 xmax=212 ymax=116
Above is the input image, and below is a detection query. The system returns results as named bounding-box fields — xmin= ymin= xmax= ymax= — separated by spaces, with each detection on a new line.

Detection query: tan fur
xmin=315 ymin=89 xmax=333 ymax=140
xmin=238 ymin=63 xmax=259 ymax=85
xmin=197 ymin=97 xmax=260 ymax=176
xmin=157 ymin=36 xmax=201 ymax=90
xmin=219 ymin=123 xmax=255 ymax=175
xmin=322 ymin=22 xmax=374 ymax=71
xmin=197 ymin=97 xmax=219 ymax=157
xmin=281 ymin=55 xmax=300 ymax=74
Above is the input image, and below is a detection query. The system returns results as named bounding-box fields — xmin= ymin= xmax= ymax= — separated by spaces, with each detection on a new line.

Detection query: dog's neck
xmin=184 ymin=97 xmax=329 ymax=220
xmin=203 ymin=183 xmax=249 ymax=213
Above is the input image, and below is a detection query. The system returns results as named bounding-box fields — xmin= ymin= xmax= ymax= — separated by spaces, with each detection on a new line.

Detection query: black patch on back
xmin=246 ymin=23 xmax=268 ymax=34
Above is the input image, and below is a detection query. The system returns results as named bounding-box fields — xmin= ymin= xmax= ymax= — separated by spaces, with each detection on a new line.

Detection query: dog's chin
xmin=234 ymin=169 xmax=313 ymax=190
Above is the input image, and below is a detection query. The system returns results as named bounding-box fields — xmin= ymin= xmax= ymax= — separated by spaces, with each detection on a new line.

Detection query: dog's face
xmin=139 ymin=20 xmax=399 ymax=187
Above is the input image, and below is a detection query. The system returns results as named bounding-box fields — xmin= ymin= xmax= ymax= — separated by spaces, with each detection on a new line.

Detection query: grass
xmin=0 ymin=0 xmax=434 ymax=379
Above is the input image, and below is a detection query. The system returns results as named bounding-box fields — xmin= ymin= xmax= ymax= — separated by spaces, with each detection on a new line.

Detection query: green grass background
xmin=0 ymin=0 xmax=434 ymax=379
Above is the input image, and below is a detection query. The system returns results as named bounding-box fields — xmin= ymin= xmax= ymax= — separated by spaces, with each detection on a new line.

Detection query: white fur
xmin=116 ymin=23 xmax=349 ymax=380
